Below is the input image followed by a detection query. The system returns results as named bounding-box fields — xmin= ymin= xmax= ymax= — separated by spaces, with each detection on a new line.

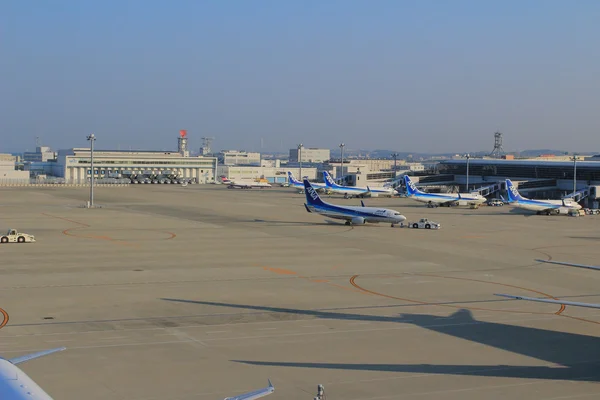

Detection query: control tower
xmin=178 ymin=130 xmax=189 ymax=157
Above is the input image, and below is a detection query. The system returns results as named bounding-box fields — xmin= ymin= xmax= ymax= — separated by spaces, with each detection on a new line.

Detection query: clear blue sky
xmin=1 ymin=1 xmax=599 ymax=154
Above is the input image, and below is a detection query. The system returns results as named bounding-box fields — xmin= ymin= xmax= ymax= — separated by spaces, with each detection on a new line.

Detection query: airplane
xmin=0 ymin=346 xmax=273 ymax=400
xmin=322 ymin=171 xmax=397 ymax=198
xmin=496 ymin=259 xmax=600 ymax=309
xmin=0 ymin=347 xmax=66 ymax=399
xmin=504 ymin=179 xmax=582 ymax=215
xmin=286 ymin=171 xmax=329 ymax=193
xmin=403 ymin=175 xmax=487 ymax=207
xmin=303 ymin=179 xmax=406 ymax=226
xmin=226 ymin=179 xmax=272 ymax=189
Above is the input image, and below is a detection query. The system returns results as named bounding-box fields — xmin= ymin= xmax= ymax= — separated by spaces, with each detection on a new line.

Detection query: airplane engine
xmin=351 ymin=217 xmax=366 ymax=224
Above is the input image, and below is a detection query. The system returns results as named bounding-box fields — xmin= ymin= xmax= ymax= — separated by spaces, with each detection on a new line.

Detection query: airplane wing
xmin=224 ymin=379 xmax=274 ymax=400
xmin=438 ymin=198 xmax=459 ymax=206
xmin=534 ymin=259 xmax=600 ymax=271
xmin=8 ymin=347 xmax=66 ymax=365
xmin=495 ymin=259 xmax=600 ymax=309
xmin=495 ymin=294 xmax=600 ymax=309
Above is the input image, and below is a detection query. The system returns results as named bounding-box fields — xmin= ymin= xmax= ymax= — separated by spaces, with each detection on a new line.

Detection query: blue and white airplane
xmin=505 ymin=179 xmax=581 ymax=215
xmin=403 ymin=175 xmax=486 ymax=207
xmin=322 ymin=171 xmax=397 ymax=198
xmin=287 ymin=171 xmax=329 ymax=193
xmin=303 ymin=179 xmax=406 ymax=226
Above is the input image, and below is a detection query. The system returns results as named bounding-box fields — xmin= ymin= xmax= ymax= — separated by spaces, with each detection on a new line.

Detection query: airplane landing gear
xmin=345 ymin=221 xmax=351 ymax=225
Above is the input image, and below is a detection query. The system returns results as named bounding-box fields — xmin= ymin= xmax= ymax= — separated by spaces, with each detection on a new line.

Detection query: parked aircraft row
xmin=287 ymin=171 xmax=397 ymax=198
xmin=227 ymin=171 xmax=583 ymax=217
xmin=0 ymin=343 xmax=274 ymax=400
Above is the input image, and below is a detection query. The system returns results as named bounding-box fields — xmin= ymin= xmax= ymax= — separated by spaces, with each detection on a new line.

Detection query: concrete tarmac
xmin=1 ymin=185 xmax=600 ymax=399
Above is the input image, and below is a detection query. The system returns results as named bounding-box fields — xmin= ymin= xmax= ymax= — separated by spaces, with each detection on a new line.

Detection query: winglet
xmin=9 ymin=347 xmax=66 ymax=365
xmin=268 ymin=379 xmax=273 ymax=389
xmin=361 ymin=200 xmax=365 ymax=207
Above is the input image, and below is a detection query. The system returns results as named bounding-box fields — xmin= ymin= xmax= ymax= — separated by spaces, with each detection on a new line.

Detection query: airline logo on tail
xmin=323 ymin=172 xmax=337 ymax=187
xmin=307 ymin=185 xmax=319 ymax=201
xmin=288 ymin=171 xmax=300 ymax=184
xmin=505 ymin=179 xmax=524 ymax=202
xmin=404 ymin=175 xmax=419 ymax=195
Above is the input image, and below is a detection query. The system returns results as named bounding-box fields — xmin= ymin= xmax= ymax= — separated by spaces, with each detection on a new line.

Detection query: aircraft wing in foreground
xmin=224 ymin=379 xmax=274 ymax=400
xmin=496 ymin=259 xmax=600 ymax=309
xmin=1 ymin=345 xmax=273 ymax=400
xmin=0 ymin=347 xmax=66 ymax=400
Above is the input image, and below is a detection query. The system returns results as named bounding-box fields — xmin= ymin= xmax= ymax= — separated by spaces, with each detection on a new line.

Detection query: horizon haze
xmin=1 ymin=1 xmax=599 ymax=154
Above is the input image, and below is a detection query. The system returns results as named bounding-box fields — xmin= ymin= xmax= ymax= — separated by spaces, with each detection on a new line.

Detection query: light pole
xmin=572 ymin=153 xmax=578 ymax=195
xmin=297 ymin=143 xmax=303 ymax=181
xmin=464 ymin=153 xmax=471 ymax=192
xmin=87 ymin=133 xmax=96 ymax=208
xmin=339 ymin=143 xmax=345 ymax=182
xmin=391 ymin=152 xmax=399 ymax=178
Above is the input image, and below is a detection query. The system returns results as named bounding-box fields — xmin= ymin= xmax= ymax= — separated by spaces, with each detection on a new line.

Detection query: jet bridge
xmin=473 ymin=182 xmax=503 ymax=197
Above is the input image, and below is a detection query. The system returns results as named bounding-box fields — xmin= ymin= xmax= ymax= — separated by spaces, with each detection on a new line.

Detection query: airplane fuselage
xmin=408 ymin=192 xmax=486 ymax=206
xmin=327 ymin=185 xmax=395 ymax=197
xmin=510 ymin=199 xmax=582 ymax=214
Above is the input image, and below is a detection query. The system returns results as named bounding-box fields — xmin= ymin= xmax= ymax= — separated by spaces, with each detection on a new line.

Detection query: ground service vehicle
xmin=0 ymin=229 xmax=36 ymax=243
xmin=407 ymin=218 xmax=441 ymax=229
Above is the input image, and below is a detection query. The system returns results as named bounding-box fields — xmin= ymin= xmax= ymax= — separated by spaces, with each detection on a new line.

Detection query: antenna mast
xmin=488 ymin=131 xmax=505 ymax=157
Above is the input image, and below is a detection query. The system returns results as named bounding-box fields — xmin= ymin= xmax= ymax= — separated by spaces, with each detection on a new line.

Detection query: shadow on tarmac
xmin=161 ymin=299 xmax=600 ymax=382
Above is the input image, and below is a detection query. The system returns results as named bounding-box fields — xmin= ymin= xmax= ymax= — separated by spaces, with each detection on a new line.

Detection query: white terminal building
xmin=54 ymin=131 xmax=218 ymax=184
xmin=55 ymin=148 xmax=217 ymax=184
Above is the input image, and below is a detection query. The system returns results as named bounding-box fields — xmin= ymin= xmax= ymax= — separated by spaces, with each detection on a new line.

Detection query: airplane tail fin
xmin=323 ymin=171 xmax=340 ymax=188
xmin=505 ymin=179 xmax=525 ymax=202
xmin=403 ymin=175 xmax=420 ymax=196
xmin=8 ymin=347 xmax=66 ymax=365
xmin=304 ymin=179 xmax=327 ymax=207
xmin=287 ymin=171 xmax=301 ymax=185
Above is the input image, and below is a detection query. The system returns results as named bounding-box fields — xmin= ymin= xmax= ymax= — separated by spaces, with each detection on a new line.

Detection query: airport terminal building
xmin=55 ymin=148 xmax=218 ymax=184
xmin=431 ymin=158 xmax=600 ymax=206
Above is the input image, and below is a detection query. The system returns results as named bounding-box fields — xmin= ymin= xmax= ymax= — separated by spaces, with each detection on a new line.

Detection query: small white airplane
xmin=496 ymin=259 xmax=600 ymax=309
xmin=322 ymin=171 xmax=397 ymax=198
xmin=504 ymin=179 xmax=581 ymax=215
xmin=226 ymin=179 xmax=272 ymax=189
xmin=286 ymin=171 xmax=329 ymax=193
xmin=0 ymin=347 xmax=66 ymax=399
xmin=303 ymin=179 xmax=406 ymax=226
xmin=403 ymin=175 xmax=486 ymax=207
